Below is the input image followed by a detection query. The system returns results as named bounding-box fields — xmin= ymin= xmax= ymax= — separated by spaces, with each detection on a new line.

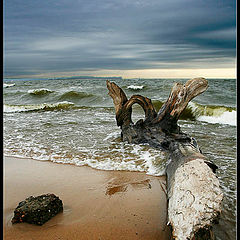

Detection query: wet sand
xmin=3 ymin=156 xmax=171 ymax=240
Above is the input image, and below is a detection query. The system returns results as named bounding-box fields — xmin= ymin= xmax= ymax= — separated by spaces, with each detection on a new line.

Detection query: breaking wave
xmin=187 ymin=102 xmax=236 ymax=126
xmin=3 ymin=83 xmax=15 ymax=88
xmin=151 ymin=101 xmax=236 ymax=126
xmin=127 ymin=85 xmax=145 ymax=90
xmin=196 ymin=110 xmax=236 ymax=126
xmin=3 ymin=101 xmax=75 ymax=113
xmin=3 ymin=95 xmax=236 ymax=125
xmin=28 ymin=88 xmax=54 ymax=95
xmin=59 ymin=91 xmax=93 ymax=101
xmin=3 ymin=99 xmax=236 ymax=126
xmin=18 ymin=88 xmax=94 ymax=102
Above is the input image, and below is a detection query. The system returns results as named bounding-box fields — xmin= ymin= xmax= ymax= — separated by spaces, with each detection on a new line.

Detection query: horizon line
xmin=3 ymin=67 xmax=236 ymax=80
xmin=3 ymin=76 xmax=236 ymax=80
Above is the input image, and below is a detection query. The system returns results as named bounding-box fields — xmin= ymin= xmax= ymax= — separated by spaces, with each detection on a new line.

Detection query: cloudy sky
xmin=4 ymin=0 xmax=236 ymax=78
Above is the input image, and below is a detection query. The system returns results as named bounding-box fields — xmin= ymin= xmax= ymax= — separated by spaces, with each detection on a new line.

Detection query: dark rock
xmin=12 ymin=193 xmax=63 ymax=225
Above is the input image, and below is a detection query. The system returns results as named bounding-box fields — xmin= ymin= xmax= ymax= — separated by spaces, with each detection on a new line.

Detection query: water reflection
xmin=105 ymin=172 xmax=152 ymax=196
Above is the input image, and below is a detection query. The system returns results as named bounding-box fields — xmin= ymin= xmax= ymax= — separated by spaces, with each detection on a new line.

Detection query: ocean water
xmin=3 ymin=77 xmax=236 ymax=239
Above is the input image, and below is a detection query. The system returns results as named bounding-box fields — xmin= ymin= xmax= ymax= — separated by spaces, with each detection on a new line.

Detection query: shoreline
xmin=3 ymin=156 xmax=171 ymax=240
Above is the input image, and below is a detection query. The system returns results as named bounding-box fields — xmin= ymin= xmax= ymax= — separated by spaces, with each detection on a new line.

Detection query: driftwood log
xmin=106 ymin=78 xmax=223 ymax=240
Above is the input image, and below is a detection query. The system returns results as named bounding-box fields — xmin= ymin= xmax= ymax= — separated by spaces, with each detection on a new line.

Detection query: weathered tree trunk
xmin=106 ymin=78 xmax=223 ymax=240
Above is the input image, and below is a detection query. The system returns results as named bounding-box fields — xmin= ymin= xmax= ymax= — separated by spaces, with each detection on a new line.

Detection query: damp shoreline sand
xmin=3 ymin=156 xmax=171 ymax=240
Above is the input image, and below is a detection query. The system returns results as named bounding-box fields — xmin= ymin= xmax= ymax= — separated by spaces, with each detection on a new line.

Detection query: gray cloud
xmin=4 ymin=0 xmax=236 ymax=76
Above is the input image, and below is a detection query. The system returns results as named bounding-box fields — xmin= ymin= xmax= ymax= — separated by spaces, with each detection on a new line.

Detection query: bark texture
xmin=107 ymin=78 xmax=223 ymax=240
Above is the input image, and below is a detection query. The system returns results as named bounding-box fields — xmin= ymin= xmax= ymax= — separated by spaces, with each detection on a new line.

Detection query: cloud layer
xmin=4 ymin=0 xmax=236 ymax=77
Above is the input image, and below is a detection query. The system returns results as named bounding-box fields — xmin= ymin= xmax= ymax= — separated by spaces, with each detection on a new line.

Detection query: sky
xmin=4 ymin=0 xmax=236 ymax=79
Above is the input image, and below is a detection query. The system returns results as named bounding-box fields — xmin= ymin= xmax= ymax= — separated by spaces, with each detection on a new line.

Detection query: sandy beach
xmin=3 ymin=156 xmax=171 ymax=240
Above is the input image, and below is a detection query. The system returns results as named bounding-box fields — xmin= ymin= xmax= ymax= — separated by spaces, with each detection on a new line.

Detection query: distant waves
xmin=3 ymin=83 xmax=15 ymax=88
xmin=127 ymin=85 xmax=145 ymax=90
xmin=28 ymin=88 xmax=54 ymax=95
xmin=4 ymin=101 xmax=75 ymax=112
xmin=4 ymin=99 xmax=236 ymax=126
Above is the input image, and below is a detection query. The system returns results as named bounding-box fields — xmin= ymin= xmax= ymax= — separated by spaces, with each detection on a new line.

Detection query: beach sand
xmin=3 ymin=156 xmax=171 ymax=240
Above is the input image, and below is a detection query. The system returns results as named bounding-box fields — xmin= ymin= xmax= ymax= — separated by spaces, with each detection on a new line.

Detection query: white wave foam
xmin=127 ymin=85 xmax=144 ymax=90
xmin=3 ymin=101 xmax=74 ymax=113
xmin=5 ymin=142 xmax=167 ymax=177
xmin=188 ymin=102 xmax=236 ymax=126
xmin=27 ymin=88 xmax=54 ymax=94
xmin=3 ymin=83 xmax=15 ymax=88
xmin=197 ymin=110 xmax=236 ymax=126
xmin=74 ymin=157 xmax=145 ymax=172
xmin=140 ymin=150 xmax=166 ymax=176
xmin=103 ymin=131 xmax=120 ymax=141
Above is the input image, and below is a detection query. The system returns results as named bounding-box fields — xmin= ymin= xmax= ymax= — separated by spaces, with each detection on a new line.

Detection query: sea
xmin=3 ymin=76 xmax=236 ymax=239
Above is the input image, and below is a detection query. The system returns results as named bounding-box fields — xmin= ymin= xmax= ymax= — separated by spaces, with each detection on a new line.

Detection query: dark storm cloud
xmin=4 ymin=0 xmax=236 ymax=76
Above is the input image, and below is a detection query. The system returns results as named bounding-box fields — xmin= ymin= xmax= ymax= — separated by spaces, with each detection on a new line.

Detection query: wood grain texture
xmin=107 ymin=78 xmax=222 ymax=240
